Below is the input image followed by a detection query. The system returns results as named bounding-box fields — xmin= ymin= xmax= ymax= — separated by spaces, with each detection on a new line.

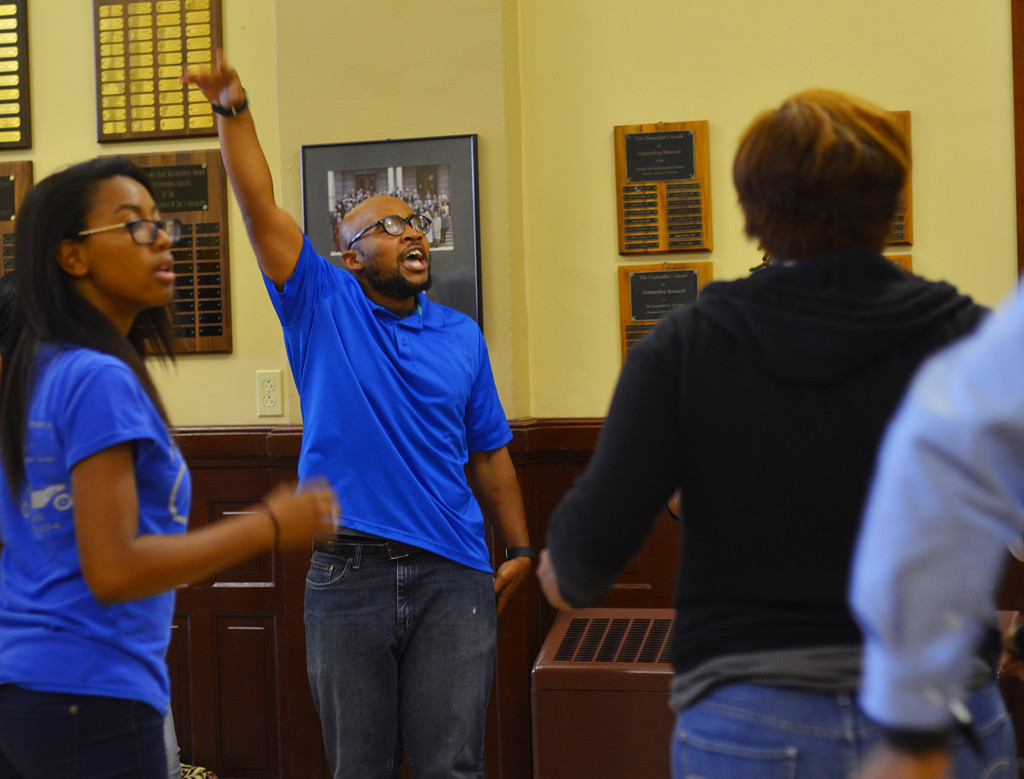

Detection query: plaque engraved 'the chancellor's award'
xmin=614 ymin=121 xmax=712 ymax=254
xmin=618 ymin=262 xmax=712 ymax=362
xmin=123 ymin=150 xmax=232 ymax=354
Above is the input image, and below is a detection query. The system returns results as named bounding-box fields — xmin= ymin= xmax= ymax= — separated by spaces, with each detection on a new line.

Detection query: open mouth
xmin=402 ymin=247 xmax=428 ymax=272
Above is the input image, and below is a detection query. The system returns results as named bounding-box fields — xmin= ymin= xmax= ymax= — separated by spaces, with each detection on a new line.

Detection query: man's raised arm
xmin=182 ymin=51 xmax=302 ymax=288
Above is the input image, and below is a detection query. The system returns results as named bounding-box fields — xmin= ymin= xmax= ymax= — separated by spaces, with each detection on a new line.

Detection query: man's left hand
xmin=493 ymin=556 xmax=533 ymax=616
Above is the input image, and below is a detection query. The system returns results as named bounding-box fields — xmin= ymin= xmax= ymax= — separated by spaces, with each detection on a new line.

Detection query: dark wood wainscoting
xmin=169 ymin=418 xmax=682 ymax=779
xmin=167 ymin=419 xmax=1024 ymax=778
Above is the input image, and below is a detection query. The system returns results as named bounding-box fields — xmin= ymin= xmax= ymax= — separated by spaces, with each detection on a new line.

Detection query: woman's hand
xmin=260 ymin=479 xmax=339 ymax=551
xmin=537 ymin=549 xmax=571 ymax=610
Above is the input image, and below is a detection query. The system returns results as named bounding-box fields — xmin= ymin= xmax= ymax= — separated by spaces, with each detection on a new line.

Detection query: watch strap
xmin=211 ymin=89 xmax=248 ymax=117
xmin=505 ymin=546 xmax=536 ymax=561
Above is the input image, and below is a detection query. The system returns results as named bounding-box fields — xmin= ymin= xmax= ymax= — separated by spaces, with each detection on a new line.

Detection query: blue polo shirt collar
xmin=370 ymin=293 xmax=445 ymax=331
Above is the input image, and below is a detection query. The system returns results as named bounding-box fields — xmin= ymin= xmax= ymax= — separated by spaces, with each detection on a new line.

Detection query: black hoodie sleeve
xmin=545 ymin=313 xmax=688 ymax=606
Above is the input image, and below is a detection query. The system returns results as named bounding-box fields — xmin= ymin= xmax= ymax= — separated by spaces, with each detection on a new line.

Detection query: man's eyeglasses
xmin=347 ymin=214 xmax=431 ymax=249
xmin=77 ymin=217 xmax=183 ymax=246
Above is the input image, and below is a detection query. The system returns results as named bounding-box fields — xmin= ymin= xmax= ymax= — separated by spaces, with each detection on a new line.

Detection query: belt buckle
xmin=384 ymin=541 xmax=409 ymax=560
xmin=314 ymin=535 xmax=336 ymax=554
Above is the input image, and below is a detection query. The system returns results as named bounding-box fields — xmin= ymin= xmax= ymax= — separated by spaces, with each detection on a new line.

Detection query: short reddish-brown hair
xmin=733 ymin=89 xmax=909 ymax=259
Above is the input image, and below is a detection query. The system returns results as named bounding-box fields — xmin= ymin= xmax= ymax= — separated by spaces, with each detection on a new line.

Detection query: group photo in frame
xmin=301 ymin=134 xmax=482 ymax=326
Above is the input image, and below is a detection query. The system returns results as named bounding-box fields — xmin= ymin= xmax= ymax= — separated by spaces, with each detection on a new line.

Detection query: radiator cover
xmin=531 ymin=608 xmax=675 ymax=779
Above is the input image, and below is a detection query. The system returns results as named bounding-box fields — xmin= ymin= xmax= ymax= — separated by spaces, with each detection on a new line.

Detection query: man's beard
xmin=363 ymin=256 xmax=432 ymax=301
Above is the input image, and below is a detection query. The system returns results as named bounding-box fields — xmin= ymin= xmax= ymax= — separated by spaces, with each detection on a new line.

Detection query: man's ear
xmin=340 ymin=248 xmax=363 ymax=272
xmin=57 ymin=239 xmax=89 ymax=278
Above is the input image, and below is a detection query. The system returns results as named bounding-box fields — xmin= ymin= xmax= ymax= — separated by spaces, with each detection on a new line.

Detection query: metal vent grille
xmin=552 ymin=616 xmax=673 ymax=664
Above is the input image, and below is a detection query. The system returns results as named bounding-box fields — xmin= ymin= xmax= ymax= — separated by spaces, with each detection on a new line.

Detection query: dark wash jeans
xmin=0 ymin=684 xmax=165 ymax=779
xmin=305 ymin=548 xmax=497 ymax=779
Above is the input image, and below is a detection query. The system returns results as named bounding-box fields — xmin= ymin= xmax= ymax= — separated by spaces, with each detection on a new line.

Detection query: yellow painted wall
xmin=520 ymin=0 xmax=1018 ymax=417
xmin=8 ymin=0 xmax=1018 ymax=424
xmin=272 ymin=0 xmax=530 ymax=422
xmin=9 ymin=0 xmax=288 ymax=426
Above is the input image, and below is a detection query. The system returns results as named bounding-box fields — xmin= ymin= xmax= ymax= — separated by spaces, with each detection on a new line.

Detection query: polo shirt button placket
xmin=396 ymin=329 xmax=412 ymax=359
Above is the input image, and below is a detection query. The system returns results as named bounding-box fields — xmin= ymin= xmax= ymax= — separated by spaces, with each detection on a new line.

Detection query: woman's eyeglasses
xmin=78 ymin=217 xmax=183 ymax=245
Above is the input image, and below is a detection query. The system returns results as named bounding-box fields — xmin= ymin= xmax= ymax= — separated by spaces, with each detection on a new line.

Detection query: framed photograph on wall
xmin=301 ymin=134 xmax=482 ymax=326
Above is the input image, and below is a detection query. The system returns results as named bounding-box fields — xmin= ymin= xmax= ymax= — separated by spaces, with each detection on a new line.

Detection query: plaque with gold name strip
xmin=121 ymin=150 xmax=231 ymax=354
xmin=93 ymin=0 xmax=222 ymax=142
xmin=618 ymin=261 xmax=712 ymax=364
xmin=614 ymin=121 xmax=713 ymax=255
xmin=0 ymin=160 xmax=31 ymax=276
xmin=0 ymin=2 xmax=30 ymax=149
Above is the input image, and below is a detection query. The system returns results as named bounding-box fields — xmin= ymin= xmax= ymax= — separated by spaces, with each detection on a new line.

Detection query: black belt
xmin=313 ymin=534 xmax=423 ymax=560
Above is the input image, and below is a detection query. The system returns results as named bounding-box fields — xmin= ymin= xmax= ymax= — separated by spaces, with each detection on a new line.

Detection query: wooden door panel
xmin=170 ymin=465 xmax=285 ymax=777
xmin=215 ymin=615 xmax=279 ymax=775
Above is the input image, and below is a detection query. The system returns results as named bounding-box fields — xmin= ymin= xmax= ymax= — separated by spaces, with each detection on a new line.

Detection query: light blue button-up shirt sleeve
xmin=850 ymin=286 xmax=1024 ymax=732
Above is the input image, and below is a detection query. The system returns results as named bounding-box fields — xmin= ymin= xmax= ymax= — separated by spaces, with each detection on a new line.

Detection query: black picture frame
xmin=301 ymin=134 xmax=482 ymax=326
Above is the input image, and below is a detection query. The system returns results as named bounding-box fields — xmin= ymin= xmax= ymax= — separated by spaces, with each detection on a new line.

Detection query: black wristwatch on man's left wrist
xmin=211 ymin=88 xmax=248 ymax=117
xmin=505 ymin=546 xmax=536 ymax=561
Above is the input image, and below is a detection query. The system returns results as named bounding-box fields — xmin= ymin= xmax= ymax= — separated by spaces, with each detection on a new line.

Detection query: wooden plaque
xmin=618 ymin=261 xmax=712 ymax=362
xmin=0 ymin=2 xmax=30 ymax=150
xmin=0 ymin=160 xmax=31 ymax=275
xmin=886 ymin=254 xmax=912 ymax=272
xmin=888 ymin=110 xmax=913 ymax=245
xmin=124 ymin=150 xmax=231 ymax=354
xmin=93 ymin=0 xmax=223 ymax=143
xmin=614 ymin=121 xmax=712 ymax=254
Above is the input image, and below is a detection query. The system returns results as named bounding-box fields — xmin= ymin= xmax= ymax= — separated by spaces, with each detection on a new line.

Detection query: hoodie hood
xmin=696 ymin=250 xmax=976 ymax=386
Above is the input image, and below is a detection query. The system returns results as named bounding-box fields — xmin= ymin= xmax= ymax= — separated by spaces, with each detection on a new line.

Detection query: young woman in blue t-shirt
xmin=0 ymin=157 xmax=338 ymax=778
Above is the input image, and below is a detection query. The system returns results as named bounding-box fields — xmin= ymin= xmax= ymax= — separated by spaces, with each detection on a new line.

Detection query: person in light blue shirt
xmin=849 ymin=285 xmax=1024 ymax=778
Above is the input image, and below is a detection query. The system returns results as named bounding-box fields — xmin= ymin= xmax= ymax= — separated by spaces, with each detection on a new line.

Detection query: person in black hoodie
xmin=0 ymin=273 xmax=13 ymax=349
xmin=538 ymin=89 xmax=1014 ymax=778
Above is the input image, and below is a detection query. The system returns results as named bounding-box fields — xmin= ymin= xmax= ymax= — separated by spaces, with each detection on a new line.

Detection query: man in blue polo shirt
xmin=184 ymin=54 xmax=533 ymax=779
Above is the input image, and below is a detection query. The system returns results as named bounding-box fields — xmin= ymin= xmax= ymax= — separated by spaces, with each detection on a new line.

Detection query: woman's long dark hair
xmin=0 ymin=157 xmax=176 ymax=488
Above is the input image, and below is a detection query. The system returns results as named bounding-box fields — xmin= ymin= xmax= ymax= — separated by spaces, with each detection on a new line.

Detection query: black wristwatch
xmin=505 ymin=546 xmax=536 ymax=561
xmin=211 ymin=88 xmax=248 ymax=117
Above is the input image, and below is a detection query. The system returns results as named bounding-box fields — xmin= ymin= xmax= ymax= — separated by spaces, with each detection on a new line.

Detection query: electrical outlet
xmin=256 ymin=369 xmax=283 ymax=417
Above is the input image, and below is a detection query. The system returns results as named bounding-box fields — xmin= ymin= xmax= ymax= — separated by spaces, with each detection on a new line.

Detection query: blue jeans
xmin=305 ymin=548 xmax=497 ymax=779
xmin=672 ymin=682 xmax=1015 ymax=779
xmin=0 ymin=684 xmax=166 ymax=779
